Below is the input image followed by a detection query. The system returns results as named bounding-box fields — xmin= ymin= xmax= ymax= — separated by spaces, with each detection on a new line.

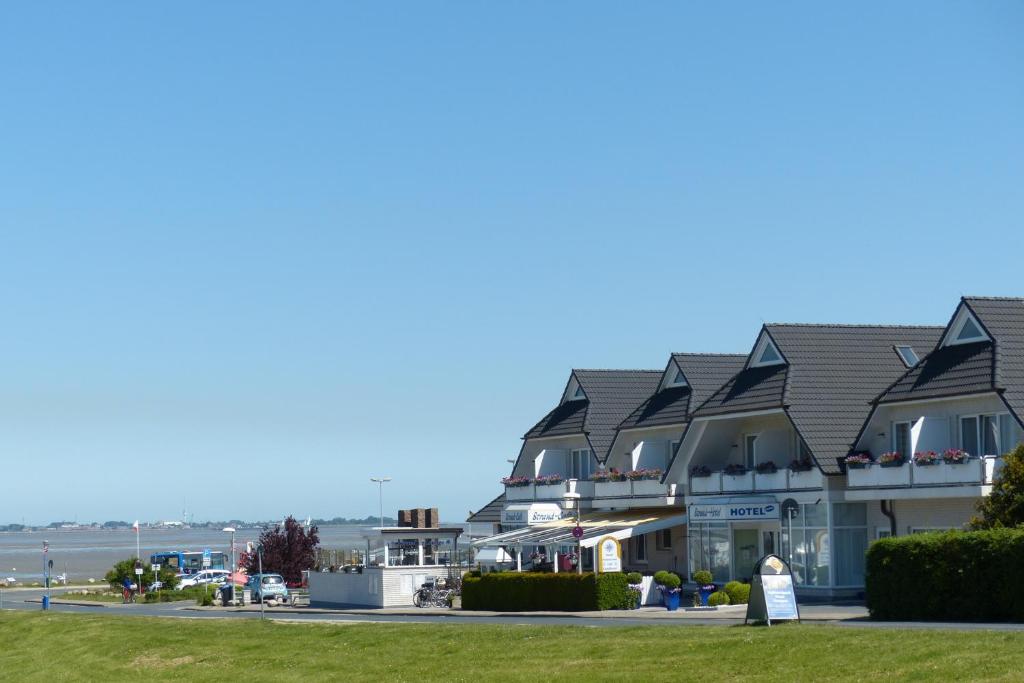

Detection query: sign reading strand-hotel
xmin=689 ymin=502 xmax=779 ymax=521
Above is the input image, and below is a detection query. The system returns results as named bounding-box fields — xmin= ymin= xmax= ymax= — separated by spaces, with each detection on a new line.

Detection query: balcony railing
xmin=593 ymin=479 xmax=671 ymax=499
xmin=847 ymin=457 xmax=999 ymax=489
xmin=689 ymin=468 xmax=824 ymax=495
xmin=504 ymin=479 xmax=596 ymax=501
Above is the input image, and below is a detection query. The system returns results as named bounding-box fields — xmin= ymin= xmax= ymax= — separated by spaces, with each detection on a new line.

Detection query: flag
xmin=132 ymin=520 xmax=139 ymax=532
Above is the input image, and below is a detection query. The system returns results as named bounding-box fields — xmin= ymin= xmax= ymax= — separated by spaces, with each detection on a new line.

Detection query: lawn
xmin=2 ymin=611 xmax=1024 ymax=682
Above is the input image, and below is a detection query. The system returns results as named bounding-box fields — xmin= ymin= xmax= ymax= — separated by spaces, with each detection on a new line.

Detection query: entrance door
xmin=732 ymin=529 xmax=759 ymax=580
xmin=761 ymin=530 xmax=777 ymax=557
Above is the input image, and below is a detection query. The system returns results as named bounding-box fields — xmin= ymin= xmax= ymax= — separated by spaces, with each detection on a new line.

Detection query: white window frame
xmin=744 ymin=433 xmax=759 ymax=469
xmin=894 ymin=345 xmax=919 ymax=368
xmin=634 ymin=534 xmax=648 ymax=564
xmin=945 ymin=309 xmax=989 ymax=346
xmin=750 ymin=335 xmax=785 ymax=368
xmin=667 ymin=367 xmax=687 ymax=387
xmin=960 ymin=413 xmax=1014 ymax=456
xmin=570 ymin=449 xmax=592 ymax=480
xmin=892 ymin=421 xmax=912 ymax=457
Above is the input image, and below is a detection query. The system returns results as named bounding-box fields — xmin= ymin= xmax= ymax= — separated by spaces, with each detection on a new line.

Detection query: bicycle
xmin=413 ymin=579 xmax=455 ymax=608
xmin=122 ymin=586 xmax=137 ymax=604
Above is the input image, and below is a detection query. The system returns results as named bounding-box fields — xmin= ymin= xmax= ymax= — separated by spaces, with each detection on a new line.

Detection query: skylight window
xmin=944 ymin=308 xmax=989 ymax=346
xmin=895 ymin=345 xmax=919 ymax=368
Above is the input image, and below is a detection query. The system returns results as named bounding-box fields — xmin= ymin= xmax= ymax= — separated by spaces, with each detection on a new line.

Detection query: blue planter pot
xmin=665 ymin=592 xmax=681 ymax=611
xmin=698 ymin=585 xmax=716 ymax=606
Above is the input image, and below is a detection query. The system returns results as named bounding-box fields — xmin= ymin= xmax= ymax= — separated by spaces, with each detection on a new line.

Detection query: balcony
xmin=848 ymin=459 xmax=987 ymax=489
xmin=593 ymin=479 xmax=671 ymax=499
xmin=504 ymin=479 xmax=595 ymax=502
xmin=689 ymin=467 xmax=825 ymax=495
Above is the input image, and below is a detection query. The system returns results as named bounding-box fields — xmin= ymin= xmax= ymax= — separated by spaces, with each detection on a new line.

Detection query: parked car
xmin=246 ymin=573 xmax=289 ymax=603
xmin=178 ymin=569 xmax=231 ymax=589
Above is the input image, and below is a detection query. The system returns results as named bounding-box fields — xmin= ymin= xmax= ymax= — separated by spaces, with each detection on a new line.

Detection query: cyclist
xmin=122 ymin=576 xmax=137 ymax=603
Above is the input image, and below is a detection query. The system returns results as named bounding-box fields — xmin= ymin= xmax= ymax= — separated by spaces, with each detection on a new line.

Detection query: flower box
xmin=631 ymin=480 xmax=667 ymax=497
xmin=847 ymin=462 xmax=868 ymax=470
xmin=595 ymin=480 xmax=632 ymax=498
xmin=505 ymin=484 xmax=535 ymax=501
xmin=879 ymin=461 xmax=904 ymax=468
xmin=722 ymin=471 xmax=754 ymax=492
xmin=848 ymin=463 xmax=911 ymax=487
xmin=533 ymin=483 xmax=566 ymax=499
xmin=754 ymin=470 xmax=787 ymax=491
xmin=690 ymin=472 xmax=721 ymax=494
xmin=788 ymin=468 xmax=823 ymax=489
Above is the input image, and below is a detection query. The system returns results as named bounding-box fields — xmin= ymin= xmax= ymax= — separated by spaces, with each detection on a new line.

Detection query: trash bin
xmin=242 ymin=588 xmax=251 ymax=605
xmin=42 ymin=596 xmax=49 ymax=610
xmin=220 ymin=585 xmax=232 ymax=606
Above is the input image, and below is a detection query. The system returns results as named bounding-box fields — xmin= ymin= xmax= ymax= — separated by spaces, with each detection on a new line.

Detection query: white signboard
xmin=761 ymin=574 xmax=799 ymax=621
xmin=152 ymin=564 xmax=161 ymax=572
xmin=689 ymin=502 xmax=778 ymax=522
xmin=597 ymin=537 xmax=622 ymax=573
xmin=502 ymin=504 xmax=564 ymax=526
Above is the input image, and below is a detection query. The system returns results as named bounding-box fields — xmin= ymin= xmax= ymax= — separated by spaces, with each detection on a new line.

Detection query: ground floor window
xmin=634 ymin=534 xmax=648 ymax=563
xmin=688 ymin=523 xmax=732 ymax=583
xmin=780 ymin=502 xmax=829 ymax=586
xmin=656 ymin=528 xmax=672 ymax=551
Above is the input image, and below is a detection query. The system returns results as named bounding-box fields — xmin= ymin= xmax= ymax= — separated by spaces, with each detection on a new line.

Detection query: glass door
xmin=732 ymin=528 xmax=759 ymax=581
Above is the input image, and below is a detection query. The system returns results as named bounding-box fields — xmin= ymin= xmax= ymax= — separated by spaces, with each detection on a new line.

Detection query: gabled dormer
xmin=562 ymin=375 xmax=588 ymax=403
xmin=747 ymin=329 xmax=786 ymax=368
xmin=942 ymin=304 xmax=991 ymax=347
xmin=660 ymin=359 xmax=689 ymax=391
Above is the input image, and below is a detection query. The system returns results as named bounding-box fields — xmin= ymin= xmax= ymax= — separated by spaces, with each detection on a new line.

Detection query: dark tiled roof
xmin=574 ymin=370 xmax=663 ymax=460
xmin=691 ymin=364 xmax=788 ymax=417
xmin=467 ymin=493 xmax=505 ymax=524
xmin=878 ymin=341 xmax=994 ymax=404
xmin=963 ymin=297 xmax=1024 ymax=422
xmin=769 ymin=324 xmax=945 ymax=474
xmin=617 ymin=354 xmax=746 ymax=430
xmin=524 ymin=399 xmax=587 ymax=439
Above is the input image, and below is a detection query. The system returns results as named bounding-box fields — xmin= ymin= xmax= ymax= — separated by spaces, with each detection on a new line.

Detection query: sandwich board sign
xmin=596 ymin=536 xmax=622 ymax=573
xmin=744 ymin=554 xmax=800 ymax=626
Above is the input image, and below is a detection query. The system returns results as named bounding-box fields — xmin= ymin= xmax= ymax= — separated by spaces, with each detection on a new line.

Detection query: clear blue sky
xmin=1 ymin=3 xmax=1021 ymax=525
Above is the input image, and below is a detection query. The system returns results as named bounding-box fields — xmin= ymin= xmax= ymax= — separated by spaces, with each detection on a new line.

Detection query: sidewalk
xmin=188 ymin=602 xmax=869 ymax=621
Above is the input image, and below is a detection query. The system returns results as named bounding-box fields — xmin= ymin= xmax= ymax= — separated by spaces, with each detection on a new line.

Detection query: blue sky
xmin=1 ymin=3 xmax=1022 ymax=524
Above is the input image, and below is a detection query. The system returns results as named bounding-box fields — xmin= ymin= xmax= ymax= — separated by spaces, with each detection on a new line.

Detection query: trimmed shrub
xmin=708 ymin=591 xmax=730 ymax=606
xmin=866 ymin=528 xmax=1024 ymax=621
xmin=724 ymin=581 xmax=751 ymax=605
xmin=462 ymin=572 xmax=634 ymax=611
xmin=652 ymin=570 xmax=672 ymax=586
xmin=692 ymin=570 xmax=713 ymax=586
xmin=659 ymin=573 xmax=681 ymax=590
xmin=626 ymin=572 xmax=643 ymax=585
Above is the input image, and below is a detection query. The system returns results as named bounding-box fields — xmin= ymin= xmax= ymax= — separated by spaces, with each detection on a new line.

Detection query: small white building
xmin=309 ymin=526 xmax=463 ymax=608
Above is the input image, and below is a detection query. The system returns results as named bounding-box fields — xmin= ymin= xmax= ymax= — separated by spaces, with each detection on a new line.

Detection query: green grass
xmin=2 ymin=611 xmax=1024 ymax=682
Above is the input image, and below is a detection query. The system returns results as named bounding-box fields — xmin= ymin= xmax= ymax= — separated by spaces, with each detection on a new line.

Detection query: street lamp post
xmin=563 ymin=492 xmax=583 ymax=575
xmin=222 ymin=527 xmax=236 ymax=572
xmin=370 ymin=477 xmax=392 ymax=528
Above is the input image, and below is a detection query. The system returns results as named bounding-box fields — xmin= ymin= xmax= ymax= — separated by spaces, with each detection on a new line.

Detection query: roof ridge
xmin=671 ymin=352 xmax=747 ymax=358
xmin=573 ymin=368 xmax=662 ymax=373
xmin=765 ymin=322 xmax=946 ymax=330
xmin=963 ymin=295 xmax=1024 ymax=302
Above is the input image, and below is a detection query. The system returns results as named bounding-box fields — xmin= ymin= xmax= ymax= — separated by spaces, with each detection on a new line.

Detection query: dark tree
xmin=972 ymin=444 xmax=1024 ymax=529
xmin=243 ymin=516 xmax=320 ymax=585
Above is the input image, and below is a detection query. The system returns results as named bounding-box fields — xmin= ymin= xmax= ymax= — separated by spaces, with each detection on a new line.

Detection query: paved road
xmin=4 ymin=587 xmax=1024 ymax=631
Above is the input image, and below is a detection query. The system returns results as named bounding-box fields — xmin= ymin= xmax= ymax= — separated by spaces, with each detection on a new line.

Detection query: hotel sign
xmin=502 ymin=504 xmax=564 ymax=525
xmin=596 ymin=536 xmax=622 ymax=573
xmin=689 ymin=502 xmax=778 ymax=521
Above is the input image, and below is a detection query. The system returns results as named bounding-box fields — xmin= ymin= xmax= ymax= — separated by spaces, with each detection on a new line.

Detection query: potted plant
xmin=845 ymin=452 xmax=872 ymax=469
xmin=533 ymin=474 xmax=564 ymax=485
xmin=723 ymin=463 xmax=748 ymax=476
xmin=755 ymin=461 xmax=778 ymax=474
xmin=590 ymin=470 xmax=611 ymax=482
xmin=626 ymin=572 xmax=643 ymax=609
xmin=943 ymin=448 xmax=969 ymax=464
xmin=625 ymin=468 xmax=663 ymax=481
xmin=607 ymin=468 xmax=627 ymax=482
xmin=913 ymin=450 xmax=939 ymax=466
xmin=788 ymin=457 xmax=813 ymax=472
xmin=500 ymin=476 xmax=531 ymax=487
xmin=692 ymin=569 xmax=716 ymax=607
xmin=657 ymin=572 xmax=682 ymax=611
xmin=878 ymin=451 xmax=904 ymax=468
xmin=689 ymin=464 xmax=712 ymax=478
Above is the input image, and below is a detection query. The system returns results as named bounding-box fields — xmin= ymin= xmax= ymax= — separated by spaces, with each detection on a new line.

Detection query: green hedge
xmin=462 ymin=572 xmax=634 ymax=612
xmin=866 ymin=528 xmax=1024 ymax=621
xmin=724 ymin=581 xmax=750 ymax=605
